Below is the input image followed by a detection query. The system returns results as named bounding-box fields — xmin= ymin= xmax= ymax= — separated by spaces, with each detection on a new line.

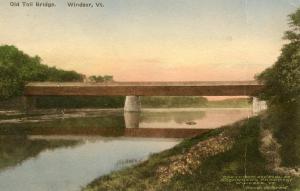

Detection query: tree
xmin=88 ymin=75 xmax=114 ymax=82
xmin=88 ymin=75 xmax=104 ymax=82
xmin=257 ymin=9 xmax=300 ymax=106
xmin=103 ymin=75 xmax=114 ymax=82
xmin=256 ymin=9 xmax=300 ymax=166
xmin=0 ymin=45 xmax=84 ymax=100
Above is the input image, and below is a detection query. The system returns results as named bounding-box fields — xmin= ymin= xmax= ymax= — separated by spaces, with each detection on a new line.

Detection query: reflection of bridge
xmin=27 ymin=128 xmax=209 ymax=138
xmin=29 ymin=128 xmax=210 ymax=139
xmin=23 ymin=111 xmax=210 ymax=138
xmin=24 ymin=81 xmax=266 ymax=113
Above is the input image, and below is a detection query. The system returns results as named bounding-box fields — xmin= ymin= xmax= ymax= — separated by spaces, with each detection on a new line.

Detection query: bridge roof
xmin=24 ymin=81 xmax=263 ymax=96
xmin=26 ymin=81 xmax=259 ymax=86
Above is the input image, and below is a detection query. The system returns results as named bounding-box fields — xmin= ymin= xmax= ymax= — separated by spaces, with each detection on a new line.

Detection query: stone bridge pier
xmin=252 ymin=97 xmax=267 ymax=115
xmin=124 ymin=96 xmax=141 ymax=112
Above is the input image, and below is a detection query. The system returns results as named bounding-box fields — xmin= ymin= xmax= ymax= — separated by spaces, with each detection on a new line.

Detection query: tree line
xmin=0 ymin=45 xmax=116 ymax=101
xmin=0 ymin=45 xmax=83 ymax=100
xmin=257 ymin=8 xmax=300 ymax=167
xmin=0 ymin=45 xmax=125 ymax=108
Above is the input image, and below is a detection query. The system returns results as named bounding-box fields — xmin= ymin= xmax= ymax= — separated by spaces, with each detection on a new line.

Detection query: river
xmin=0 ymin=108 xmax=251 ymax=191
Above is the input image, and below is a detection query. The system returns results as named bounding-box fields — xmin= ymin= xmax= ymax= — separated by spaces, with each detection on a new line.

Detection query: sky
xmin=1 ymin=0 xmax=300 ymax=81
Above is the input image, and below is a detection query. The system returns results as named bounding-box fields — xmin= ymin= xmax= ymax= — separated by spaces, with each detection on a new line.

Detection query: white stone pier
xmin=124 ymin=96 xmax=141 ymax=112
xmin=252 ymin=97 xmax=267 ymax=115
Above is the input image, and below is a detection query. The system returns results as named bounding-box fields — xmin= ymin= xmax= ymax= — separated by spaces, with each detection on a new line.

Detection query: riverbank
xmin=0 ymin=96 xmax=250 ymax=111
xmin=83 ymin=116 xmax=300 ymax=191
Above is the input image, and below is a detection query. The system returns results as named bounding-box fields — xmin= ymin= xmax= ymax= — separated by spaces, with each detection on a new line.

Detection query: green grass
xmin=141 ymin=97 xmax=251 ymax=108
xmin=83 ymin=127 xmax=223 ymax=191
xmin=206 ymin=98 xmax=251 ymax=108
xmin=264 ymin=104 xmax=300 ymax=168
xmin=83 ymin=117 xmax=300 ymax=191
xmin=160 ymin=117 xmax=267 ymax=191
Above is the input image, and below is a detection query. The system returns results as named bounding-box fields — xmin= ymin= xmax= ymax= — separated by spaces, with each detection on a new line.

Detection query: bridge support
xmin=124 ymin=96 xmax=141 ymax=112
xmin=252 ymin=97 xmax=267 ymax=115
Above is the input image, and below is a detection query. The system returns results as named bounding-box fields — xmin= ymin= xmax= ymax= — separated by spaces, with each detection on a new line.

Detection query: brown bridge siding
xmin=24 ymin=81 xmax=263 ymax=96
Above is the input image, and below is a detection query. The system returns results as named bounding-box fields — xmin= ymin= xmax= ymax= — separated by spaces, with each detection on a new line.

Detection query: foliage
xmin=35 ymin=96 xmax=125 ymax=109
xmin=0 ymin=45 xmax=120 ymax=107
xmin=88 ymin=75 xmax=114 ymax=82
xmin=141 ymin=96 xmax=208 ymax=108
xmin=265 ymin=100 xmax=300 ymax=167
xmin=206 ymin=98 xmax=251 ymax=108
xmin=256 ymin=9 xmax=300 ymax=106
xmin=83 ymin=125 xmax=223 ymax=191
xmin=256 ymin=8 xmax=300 ymax=169
xmin=83 ymin=117 xmax=288 ymax=191
xmin=0 ymin=45 xmax=83 ymax=100
xmin=162 ymin=118 xmax=269 ymax=191
xmin=141 ymin=96 xmax=250 ymax=108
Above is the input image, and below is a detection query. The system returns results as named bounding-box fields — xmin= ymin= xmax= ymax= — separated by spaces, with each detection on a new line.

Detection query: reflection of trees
xmin=36 ymin=96 xmax=125 ymax=109
xmin=0 ymin=116 xmax=125 ymax=136
xmin=141 ymin=96 xmax=208 ymax=108
xmin=140 ymin=111 xmax=205 ymax=124
xmin=0 ymin=135 xmax=81 ymax=172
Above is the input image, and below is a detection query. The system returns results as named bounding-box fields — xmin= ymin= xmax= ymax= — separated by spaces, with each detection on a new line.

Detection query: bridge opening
xmin=22 ymin=95 xmax=266 ymax=117
xmin=124 ymin=95 xmax=266 ymax=115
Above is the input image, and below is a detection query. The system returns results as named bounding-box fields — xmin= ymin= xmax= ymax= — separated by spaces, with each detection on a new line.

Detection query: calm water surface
xmin=0 ymin=108 xmax=251 ymax=191
xmin=140 ymin=108 xmax=251 ymax=129
xmin=0 ymin=137 xmax=177 ymax=191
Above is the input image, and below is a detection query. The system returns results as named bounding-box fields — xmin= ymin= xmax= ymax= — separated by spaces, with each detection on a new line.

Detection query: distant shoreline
xmin=0 ymin=107 xmax=251 ymax=114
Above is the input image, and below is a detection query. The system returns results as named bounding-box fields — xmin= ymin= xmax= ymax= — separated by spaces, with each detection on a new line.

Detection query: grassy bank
xmin=83 ymin=117 xmax=299 ymax=191
xmin=141 ymin=97 xmax=250 ymax=108
xmin=0 ymin=96 xmax=250 ymax=111
xmin=206 ymin=98 xmax=251 ymax=108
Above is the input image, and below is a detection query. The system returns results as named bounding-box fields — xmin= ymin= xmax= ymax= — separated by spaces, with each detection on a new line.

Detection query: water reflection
xmin=0 ymin=108 xmax=251 ymax=191
xmin=140 ymin=110 xmax=206 ymax=124
xmin=0 ymin=108 xmax=251 ymax=138
xmin=124 ymin=112 xmax=140 ymax=128
xmin=0 ymin=135 xmax=82 ymax=172
xmin=0 ymin=137 xmax=178 ymax=191
xmin=128 ymin=108 xmax=251 ymax=129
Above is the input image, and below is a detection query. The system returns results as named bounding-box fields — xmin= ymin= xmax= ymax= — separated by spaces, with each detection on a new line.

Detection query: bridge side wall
xmin=24 ymin=85 xmax=263 ymax=96
xmin=23 ymin=83 xmax=265 ymax=114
